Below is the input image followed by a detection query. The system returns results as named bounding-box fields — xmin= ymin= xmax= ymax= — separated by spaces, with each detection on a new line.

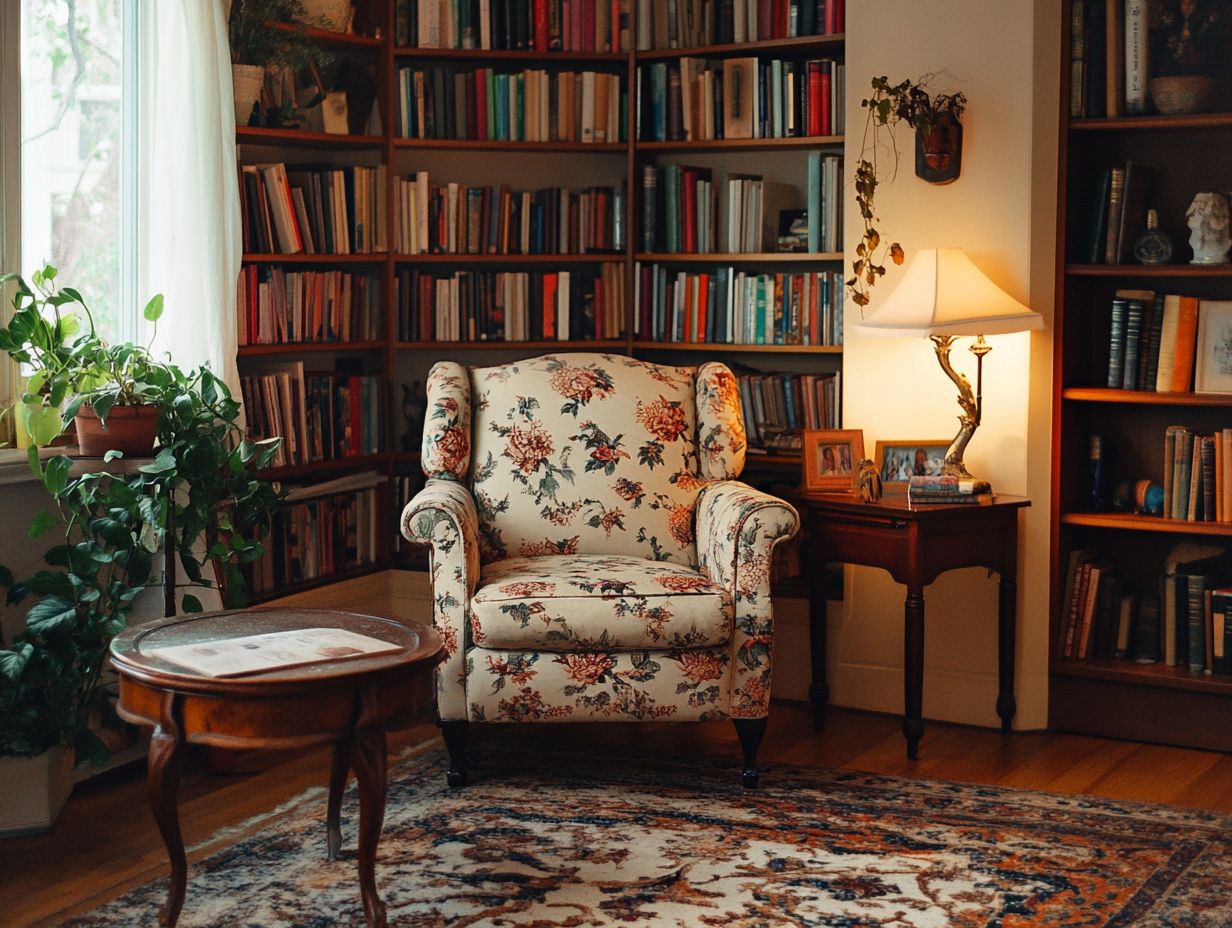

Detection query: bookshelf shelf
xmin=241 ymin=253 xmax=388 ymax=264
xmin=236 ymin=126 xmax=386 ymax=148
xmin=1065 ymin=263 xmax=1232 ymax=278
xmin=392 ymin=139 xmax=626 ymax=152
xmin=393 ymin=47 xmax=625 ymax=63
xmin=636 ymin=135 xmax=842 ymax=152
xmin=1069 ymin=112 xmax=1232 ymax=132
xmin=1052 ymin=658 xmax=1232 ymax=695
xmin=635 ymin=341 xmax=842 ymax=354
xmin=267 ymin=22 xmax=383 ymax=48
xmin=238 ymin=341 xmax=386 ymax=357
xmin=1061 ymin=511 xmax=1232 ymax=537
xmin=1061 ymin=387 xmax=1232 ymax=406
xmin=259 ymin=454 xmax=390 ymax=481
xmin=635 ymin=34 xmax=845 ymax=60
xmin=636 ymin=252 xmax=843 ymax=263
xmin=394 ymin=339 xmax=628 ymax=351
xmin=393 ymin=253 xmax=621 ymax=264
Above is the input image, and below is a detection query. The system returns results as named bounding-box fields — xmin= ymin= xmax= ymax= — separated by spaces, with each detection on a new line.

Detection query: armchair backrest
xmin=422 ymin=353 xmax=747 ymax=566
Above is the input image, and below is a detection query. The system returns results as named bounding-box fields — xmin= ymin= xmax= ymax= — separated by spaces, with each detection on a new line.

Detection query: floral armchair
xmin=400 ymin=353 xmax=799 ymax=787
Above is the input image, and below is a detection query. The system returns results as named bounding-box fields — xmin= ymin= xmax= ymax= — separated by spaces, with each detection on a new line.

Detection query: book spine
xmin=1124 ymin=0 xmax=1148 ymax=115
xmin=1107 ymin=297 xmax=1127 ymax=388
xmin=1121 ymin=298 xmax=1142 ymax=390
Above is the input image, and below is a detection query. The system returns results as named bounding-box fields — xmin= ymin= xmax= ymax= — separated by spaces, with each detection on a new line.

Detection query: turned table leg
xmin=351 ymin=688 xmax=388 ymax=928
xmin=997 ymin=575 xmax=1019 ymax=734
xmin=326 ymin=738 xmax=352 ymax=861
xmin=903 ymin=588 xmax=926 ymax=760
xmin=148 ymin=693 xmax=187 ymax=928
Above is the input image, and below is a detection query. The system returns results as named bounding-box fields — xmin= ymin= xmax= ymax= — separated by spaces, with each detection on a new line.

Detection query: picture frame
xmin=802 ymin=429 xmax=865 ymax=493
xmin=873 ymin=439 xmax=951 ymax=486
xmin=1194 ymin=300 xmax=1232 ymax=394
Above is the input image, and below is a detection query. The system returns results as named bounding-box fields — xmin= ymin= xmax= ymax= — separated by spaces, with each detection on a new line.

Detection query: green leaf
xmin=22 ymin=402 xmax=65 ymax=448
xmin=27 ymin=510 xmax=60 ymax=539
xmin=103 ymin=449 xmax=124 ymax=462
xmin=91 ymin=392 xmax=118 ymax=424
xmin=25 ymin=596 xmax=78 ymax=637
xmin=180 ymin=593 xmax=204 ymax=613
xmin=142 ymin=293 xmax=165 ymax=323
xmin=0 ymin=643 xmax=33 ymax=682
xmin=138 ymin=447 xmax=177 ymax=475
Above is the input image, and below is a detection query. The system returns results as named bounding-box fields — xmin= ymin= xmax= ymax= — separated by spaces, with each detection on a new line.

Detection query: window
xmin=14 ymin=0 xmax=140 ymax=344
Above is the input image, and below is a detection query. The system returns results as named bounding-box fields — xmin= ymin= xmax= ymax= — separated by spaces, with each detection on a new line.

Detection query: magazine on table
xmin=148 ymin=627 xmax=402 ymax=677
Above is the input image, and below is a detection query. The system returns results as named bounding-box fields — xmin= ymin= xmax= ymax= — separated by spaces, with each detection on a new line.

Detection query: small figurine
xmin=857 ymin=458 xmax=883 ymax=502
xmin=1185 ymin=191 xmax=1232 ymax=265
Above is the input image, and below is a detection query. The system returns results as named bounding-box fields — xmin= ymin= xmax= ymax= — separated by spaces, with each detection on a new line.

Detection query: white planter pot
xmin=232 ymin=63 xmax=265 ymax=128
xmin=297 ymin=0 xmax=352 ymax=31
xmin=0 ymin=746 xmax=74 ymax=836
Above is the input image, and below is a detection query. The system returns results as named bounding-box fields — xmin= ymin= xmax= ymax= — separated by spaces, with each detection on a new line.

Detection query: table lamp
xmin=852 ymin=247 xmax=1045 ymax=492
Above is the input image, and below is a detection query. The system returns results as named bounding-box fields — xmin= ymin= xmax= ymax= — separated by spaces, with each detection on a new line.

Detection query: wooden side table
xmin=110 ymin=608 xmax=444 ymax=928
xmin=798 ymin=491 xmax=1030 ymax=759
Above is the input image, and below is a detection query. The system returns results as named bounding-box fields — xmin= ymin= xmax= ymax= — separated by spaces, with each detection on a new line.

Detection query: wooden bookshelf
xmin=1050 ymin=0 xmax=1232 ymax=752
xmin=236 ymin=3 xmax=847 ymax=598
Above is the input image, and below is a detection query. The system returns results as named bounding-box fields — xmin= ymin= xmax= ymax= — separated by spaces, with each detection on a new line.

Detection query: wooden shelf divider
xmin=1061 ymin=387 xmax=1232 ymax=406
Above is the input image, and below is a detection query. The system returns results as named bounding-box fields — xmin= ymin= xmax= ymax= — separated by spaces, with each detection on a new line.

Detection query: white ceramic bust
xmin=1186 ymin=191 xmax=1232 ymax=265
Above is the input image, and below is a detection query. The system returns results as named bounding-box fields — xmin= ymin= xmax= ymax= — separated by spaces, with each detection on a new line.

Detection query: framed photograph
xmin=874 ymin=440 xmax=951 ymax=486
xmin=802 ymin=429 xmax=865 ymax=493
xmin=1195 ymin=300 xmax=1232 ymax=393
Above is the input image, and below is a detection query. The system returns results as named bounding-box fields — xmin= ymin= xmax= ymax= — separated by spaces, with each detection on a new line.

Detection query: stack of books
xmin=395 ymin=0 xmax=631 ymax=53
xmin=635 ymin=0 xmax=845 ymax=48
xmin=907 ymin=475 xmax=992 ymax=505
xmin=239 ymin=163 xmax=387 ymax=255
xmin=237 ymin=269 xmax=381 ymax=346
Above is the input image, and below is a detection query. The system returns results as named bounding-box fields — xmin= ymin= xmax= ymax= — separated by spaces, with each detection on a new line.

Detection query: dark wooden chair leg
xmin=733 ymin=717 xmax=767 ymax=789
xmin=439 ymin=719 xmax=468 ymax=787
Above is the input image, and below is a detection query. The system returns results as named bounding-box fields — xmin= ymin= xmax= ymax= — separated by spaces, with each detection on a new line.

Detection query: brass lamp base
xmin=931 ymin=334 xmax=993 ymax=494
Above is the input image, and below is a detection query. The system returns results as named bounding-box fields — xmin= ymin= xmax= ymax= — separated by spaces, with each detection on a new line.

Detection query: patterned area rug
xmin=64 ymin=741 xmax=1232 ymax=927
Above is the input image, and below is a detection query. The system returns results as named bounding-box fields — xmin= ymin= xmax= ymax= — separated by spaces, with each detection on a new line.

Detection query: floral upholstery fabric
xmin=400 ymin=479 xmax=480 ymax=720
xmin=696 ymin=480 xmax=800 ymax=718
xmin=471 ymin=554 xmax=733 ymax=651
xmin=401 ymin=352 xmax=799 ymax=725
xmin=469 ymin=354 xmax=704 ymax=566
xmin=696 ymin=362 xmax=747 ymax=480
xmin=422 ymin=362 xmax=472 ymax=480
xmin=468 ymin=646 xmax=732 ymax=722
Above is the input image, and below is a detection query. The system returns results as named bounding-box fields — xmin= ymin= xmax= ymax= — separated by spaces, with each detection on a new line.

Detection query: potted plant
xmin=0 ymin=267 xmax=282 ymax=831
xmin=228 ymin=0 xmax=333 ymax=127
xmin=849 ymin=75 xmax=967 ymax=308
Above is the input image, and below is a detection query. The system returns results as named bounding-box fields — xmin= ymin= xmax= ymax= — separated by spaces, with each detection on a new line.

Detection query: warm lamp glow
xmin=852 ymin=248 xmax=1045 ymax=492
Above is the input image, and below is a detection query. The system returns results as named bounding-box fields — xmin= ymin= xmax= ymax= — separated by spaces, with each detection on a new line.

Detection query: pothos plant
xmin=848 ymin=75 xmax=967 ymax=308
xmin=0 ymin=267 xmax=283 ymax=763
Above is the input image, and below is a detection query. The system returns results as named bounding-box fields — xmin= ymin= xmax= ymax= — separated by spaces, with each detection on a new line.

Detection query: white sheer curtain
xmin=139 ymin=0 xmax=241 ymax=401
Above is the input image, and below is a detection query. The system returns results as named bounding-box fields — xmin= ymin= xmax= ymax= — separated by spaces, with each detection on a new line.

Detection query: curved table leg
xmin=148 ymin=693 xmax=186 ymax=928
xmin=352 ymin=689 xmax=388 ymax=928
xmin=327 ymin=738 xmax=352 ymax=861
xmin=903 ymin=589 xmax=925 ymax=760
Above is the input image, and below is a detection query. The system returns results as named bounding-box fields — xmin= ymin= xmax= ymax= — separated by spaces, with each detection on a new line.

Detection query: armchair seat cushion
xmin=471 ymin=554 xmax=733 ymax=651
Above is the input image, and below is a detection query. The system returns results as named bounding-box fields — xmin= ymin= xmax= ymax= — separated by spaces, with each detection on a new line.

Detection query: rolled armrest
xmin=695 ymin=480 xmax=800 ymax=718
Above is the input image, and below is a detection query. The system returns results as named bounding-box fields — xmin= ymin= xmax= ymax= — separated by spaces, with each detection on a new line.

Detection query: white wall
xmin=834 ymin=1 xmax=1060 ymax=729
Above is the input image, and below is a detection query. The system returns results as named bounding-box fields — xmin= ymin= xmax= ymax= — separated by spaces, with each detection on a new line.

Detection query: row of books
xmin=392 ymin=174 xmax=625 ymax=255
xmin=395 ymin=0 xmax=631 ymax=53
xmin=1104 ymin=291 xmax=1230 ymax=394
xmin=739 ymin=371 xmax=841 ymax=450
xmin=396 ymin=66 xmax=626 ymax=143
xmin=1059 ymin=544 xmax=1232 ymax=676
xmin=635 ymin=0 xmax=844 ymax=49
xmin=640 ymin=154 xmax=841 ymax=253
xmin=1160 ymin=427 xmax=1232 ymax=523
xmin=237 ymin=268 xmax=381 ymax=347
xmin=634 ymin=264 xmax=842 ymax=345
xmin=240 ymin=363 xmax=383 ymax=468
xmin=251 ymin=472 xmax=386 ymax=597
xmin=1075 ymin=161 xmax=1151 ymax=265
xmin=636 ymin=58 xmax=842 ymax=143
xmin=395 ymin=266 xmax=626 ymax=341
xmin=239 ymin=163 xmax=388 ymax=256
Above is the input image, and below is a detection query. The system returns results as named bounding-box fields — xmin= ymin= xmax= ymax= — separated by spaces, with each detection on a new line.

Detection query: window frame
xmin=1 ymin=1 xmax=18 ymax=444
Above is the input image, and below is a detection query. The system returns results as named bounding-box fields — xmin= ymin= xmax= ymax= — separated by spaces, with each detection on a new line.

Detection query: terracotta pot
xmin=914 ymin=114 xmax=963 ymax=185
xmin=74 ymin=403 xmax=162 ymax=458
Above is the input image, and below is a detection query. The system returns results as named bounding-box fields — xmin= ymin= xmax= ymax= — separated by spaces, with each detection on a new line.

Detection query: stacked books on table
xmin=907 ymin=475 xmax=992 ymax=505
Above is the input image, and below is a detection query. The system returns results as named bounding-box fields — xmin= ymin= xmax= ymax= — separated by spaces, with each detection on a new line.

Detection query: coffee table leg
xmin=326 ymin=738 xmax=352 ymax=861
xmin=352 ymin=689 xmax=388 ymax=928
xmin=148 ymin=693 xmax=186 ymax=928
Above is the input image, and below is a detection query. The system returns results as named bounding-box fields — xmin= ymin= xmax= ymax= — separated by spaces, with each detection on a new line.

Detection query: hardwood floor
xmin=3 ymin=572 xmax=1229 ymax=927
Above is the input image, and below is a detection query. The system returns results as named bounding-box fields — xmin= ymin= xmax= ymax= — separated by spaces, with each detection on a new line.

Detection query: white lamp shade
xmin=853 ymin=247 xmax=1046 ymax=337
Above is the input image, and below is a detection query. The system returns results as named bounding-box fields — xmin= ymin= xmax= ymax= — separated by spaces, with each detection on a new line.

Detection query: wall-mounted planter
xmin=915 ymin=115 xmax=963 ymax=185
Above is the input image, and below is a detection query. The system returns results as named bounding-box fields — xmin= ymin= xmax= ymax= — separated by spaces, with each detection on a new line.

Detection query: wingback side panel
xmin=422 ymin=361 xmax=472 ymax=480
xmin=468 ymin=354 xmax=705 ymax=565
xmin=696 ymin=362 xmax=747 ymax=480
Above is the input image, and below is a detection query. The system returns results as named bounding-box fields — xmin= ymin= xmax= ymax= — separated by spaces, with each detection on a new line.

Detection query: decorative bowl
xmin=1149 ymin=75 xmax=1216 ymax=115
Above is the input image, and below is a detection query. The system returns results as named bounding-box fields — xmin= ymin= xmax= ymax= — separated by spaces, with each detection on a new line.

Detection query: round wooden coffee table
xmin=110 ymin=608 xmax=444 ymax=928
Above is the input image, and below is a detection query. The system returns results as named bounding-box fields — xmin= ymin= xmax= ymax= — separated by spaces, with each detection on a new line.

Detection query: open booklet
xmin=147 ymin=627 xmax=403 ymax=678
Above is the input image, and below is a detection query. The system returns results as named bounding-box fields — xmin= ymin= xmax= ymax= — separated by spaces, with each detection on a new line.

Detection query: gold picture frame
xmin=873 ymin=440 xmax=951 ymax=487
xmin=802 ymin=429 xmax=864 ymax=493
